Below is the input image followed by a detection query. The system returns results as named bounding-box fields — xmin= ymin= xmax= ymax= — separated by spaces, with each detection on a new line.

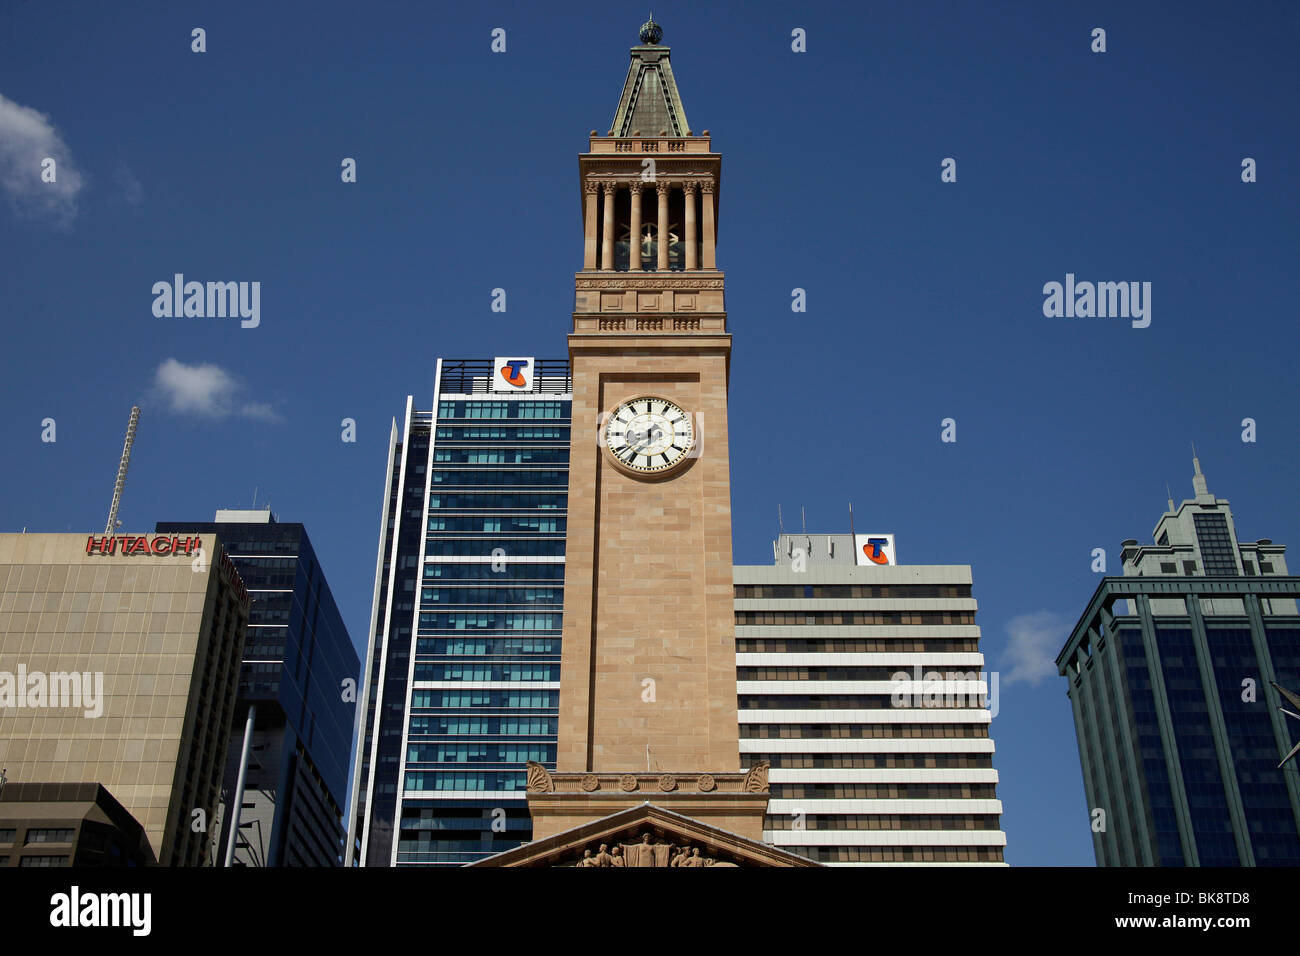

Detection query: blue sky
xmin=1 ymin=1 xmax=1297 ymax=866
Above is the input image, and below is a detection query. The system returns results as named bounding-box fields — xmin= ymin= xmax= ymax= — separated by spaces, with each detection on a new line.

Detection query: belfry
xmin=473 ymin=17 xmax=814 ymax=867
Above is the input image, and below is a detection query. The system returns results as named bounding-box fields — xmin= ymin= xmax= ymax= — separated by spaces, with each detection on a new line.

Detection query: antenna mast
xmin=105 ymin=406 xmax=141 ymax=534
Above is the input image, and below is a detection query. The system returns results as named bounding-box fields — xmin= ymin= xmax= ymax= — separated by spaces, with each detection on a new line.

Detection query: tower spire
xmin=610 ymin=17 xmax=689 ymax=137
xmin=1191 ymin=443 xmax=1210 ymax=499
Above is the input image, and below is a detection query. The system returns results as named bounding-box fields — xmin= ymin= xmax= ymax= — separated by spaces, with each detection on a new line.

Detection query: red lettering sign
xmin=84 ymin=534 xmax=204 ymax=558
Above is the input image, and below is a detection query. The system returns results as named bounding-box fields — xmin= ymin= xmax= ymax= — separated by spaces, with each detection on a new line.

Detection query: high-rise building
xmin=347 ymin=359 xmax=572 ymax=866
xmin=0 ymin=532 xmax=248 ymax=866
xmin=155 ymin=511 xmax=359 ymax=866
xmin=736 ymin=533 xmax=1007 ymax=865
xmin=1056 ymin=457 xmax=1300 ymax=865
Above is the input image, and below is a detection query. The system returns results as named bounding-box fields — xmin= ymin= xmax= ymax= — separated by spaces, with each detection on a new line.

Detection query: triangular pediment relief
xmin=470 ymin=803 xmax=818 ymax=867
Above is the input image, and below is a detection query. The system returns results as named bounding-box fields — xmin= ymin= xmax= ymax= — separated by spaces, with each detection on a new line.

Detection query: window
xmin=1261 ymin=563 xmax=1275 ymax=574
xmin=25 ymin=828 xmax=75 ymax=845
xmin=19 ymin=855 xmax=68 ymax=867
xmin=1182 ymin=561 xmax=1198 ymax=575
xmin=1193 ymin=513 xmax=1237 ymax=576
xmin=1243 ymin=561 xmax=1256 ymax=575
xmin=1160 ymin=563 xmax=1177 ymax=574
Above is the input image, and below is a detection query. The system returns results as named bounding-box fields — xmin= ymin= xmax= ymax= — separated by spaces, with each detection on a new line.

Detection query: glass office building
xmin=1057 ymin=457 xmax=1300 ymax=865
xmin=347 ymin=358 xmax=571 ymax=866
xmin=156 ymin=513 xmax=359 ymax=865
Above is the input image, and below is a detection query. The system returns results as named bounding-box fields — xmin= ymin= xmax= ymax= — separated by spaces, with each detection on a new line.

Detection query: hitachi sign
xmin=86 ymin=534 xmax=202 ymax=556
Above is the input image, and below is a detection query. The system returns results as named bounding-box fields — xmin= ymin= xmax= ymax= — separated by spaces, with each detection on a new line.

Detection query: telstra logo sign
xmin=492 ymin=356 xmax=533 ymax=391
xmin=853 ymin=533 xmax=897 ymax=566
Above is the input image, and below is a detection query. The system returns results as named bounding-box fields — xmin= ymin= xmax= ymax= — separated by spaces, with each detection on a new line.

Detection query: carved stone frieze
xmin=570 ymin=831 xmax=737 ymax=868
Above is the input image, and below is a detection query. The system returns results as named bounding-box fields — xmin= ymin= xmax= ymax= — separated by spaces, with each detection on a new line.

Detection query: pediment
xmin=470 ymin=803 xmax=818 ymax=867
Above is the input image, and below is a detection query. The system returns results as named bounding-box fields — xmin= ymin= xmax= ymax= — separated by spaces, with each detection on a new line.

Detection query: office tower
xmin=0 ymin=532 xmax=248 ymax=865
xmin=155 ymin=511 xmax=359 ymax=866
xmin=735 ymin=533 xmax=1007 ymax=865
xmin=1057 ymin=457 xmax=1300 ymax=865
xmin=347 ymin=358 xmax=572 ymax=865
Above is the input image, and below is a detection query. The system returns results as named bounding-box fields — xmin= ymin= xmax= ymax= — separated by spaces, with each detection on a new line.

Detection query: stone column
xmin=700 ymin=180 xmax=716 ymax=270
xmin=656 ymin=181 xmax=671 ymax=272
xmin=583 ymin=180 xmax=600 ymax=270
xmin=683 ymin=181 xmax=698 ymax=271
xmin=602 ymin=181 xmax=617 ymax=271
xmin=628 ymin=182 xmax=643 ymax=271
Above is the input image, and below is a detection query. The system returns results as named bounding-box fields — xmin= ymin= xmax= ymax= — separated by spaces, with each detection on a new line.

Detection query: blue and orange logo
xmin=499 ymin=359 xmax=530 ymax=387
xmin=862 ymin=537 xmax=890 ymax=565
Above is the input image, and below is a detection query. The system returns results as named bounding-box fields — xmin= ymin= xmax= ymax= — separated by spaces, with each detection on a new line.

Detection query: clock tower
xmin=473 ymin=19 xmax=812 ymax=865
xmin=559 ymin=17 xmax=736 ymax=776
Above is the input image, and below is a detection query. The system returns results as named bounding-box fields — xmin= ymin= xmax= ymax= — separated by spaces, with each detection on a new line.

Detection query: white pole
xmin=224 ymin=705 xmax=256 ymax=866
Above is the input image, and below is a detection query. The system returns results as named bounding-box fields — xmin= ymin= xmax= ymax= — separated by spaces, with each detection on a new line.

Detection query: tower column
xmin=683 ymin=181 xmax=698 ymax=271
xmin=628 ymin=182 xmax=643 ymax=270
xmin=583 ymin=180 xmax=600 ymax=270
xmin=656 ymin=181 xmax=671 ymax=271
xmin=700 ymin=180 xmax=716 ymax=269
xmin=601 ymin=181 xmax=617 ymax=271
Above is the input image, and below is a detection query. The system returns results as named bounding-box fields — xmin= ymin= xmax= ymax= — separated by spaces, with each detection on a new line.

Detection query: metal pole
xmin=223 ymin=705 xmax=256 ymax=867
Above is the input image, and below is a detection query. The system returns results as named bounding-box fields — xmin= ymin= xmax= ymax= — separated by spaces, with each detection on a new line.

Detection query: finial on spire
xmin=639 ymin=13 xmax=663 ymax=45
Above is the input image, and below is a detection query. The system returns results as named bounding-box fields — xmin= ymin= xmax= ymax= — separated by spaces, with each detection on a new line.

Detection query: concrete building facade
xmin=736 ymin=533 xmax=1007 ymax=865
xmin=0 ymin=532 xmax=248 ymax=866
xmin=0 ymin=781 xmax=155 ymax=867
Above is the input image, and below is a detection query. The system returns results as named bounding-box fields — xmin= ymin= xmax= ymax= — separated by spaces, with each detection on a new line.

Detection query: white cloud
xmin=112 ymin=162 xmax=142 ymax=205
xmin=0 ymin=92 xmax=83 ymax=223
xmin=153 ymin=359 xmax=283 ymax=423
xmin=1000 ymin=611 xmax=1070 ymax=687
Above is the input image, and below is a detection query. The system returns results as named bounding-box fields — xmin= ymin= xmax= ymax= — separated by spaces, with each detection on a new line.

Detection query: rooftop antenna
xmin=252 ymin=486 xmax=258 ymax=510
xmin=800 ymin=506 xmax=806 ymax=535
xmin=105 ymin=406 xmax=141 ymax=534
xmin=848 ymin=501 xmax=855 ymax=538
xmin=1166 ymin=483 xmax=1175 ymax=512
xmin=1191 ymin=442 xmax=1209 ymax=497
xmin=777 ymin=504 xmax=785 ymax=535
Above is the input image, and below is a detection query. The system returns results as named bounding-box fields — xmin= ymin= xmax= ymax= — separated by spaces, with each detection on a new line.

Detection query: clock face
xmin=604 ymin=397 xmax=694 ymax=474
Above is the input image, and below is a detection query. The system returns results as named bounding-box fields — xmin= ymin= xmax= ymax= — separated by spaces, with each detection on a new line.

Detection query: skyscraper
xmin=155 ymin=512 xmax=359 ymax=866
xmin=1057 ymin=457 xmax=1300 ymax=865
xmin=347 ymin=359 xmax=572 ymax=866
xmin=737 ymin=533 xmax=1007 ymax=865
